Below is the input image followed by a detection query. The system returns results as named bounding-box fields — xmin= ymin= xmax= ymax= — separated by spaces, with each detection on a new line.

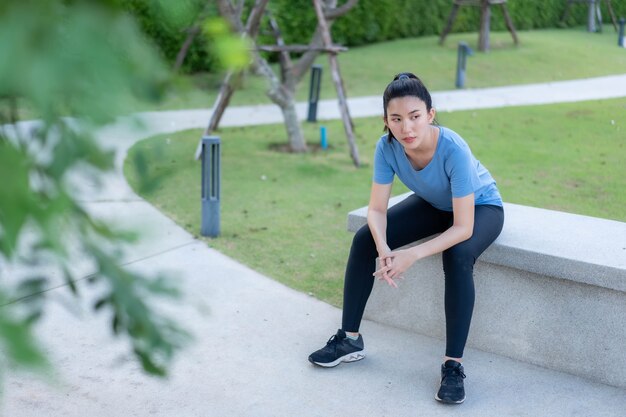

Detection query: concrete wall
xmin=347 ymin=194 xmax=626 ymax=389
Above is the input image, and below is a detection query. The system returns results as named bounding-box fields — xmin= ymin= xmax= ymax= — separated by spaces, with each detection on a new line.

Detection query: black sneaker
xmin=308 ymin=329 xmax=365 ymax=368
xmin=435 ymin=360 xmax=466 ymax=404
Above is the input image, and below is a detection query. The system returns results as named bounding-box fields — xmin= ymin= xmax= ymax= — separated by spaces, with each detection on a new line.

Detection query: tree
xmin=201 ymin=0 xmax=359 ymax=158
xmin=0 ymin=0 xmax=247 ymax=379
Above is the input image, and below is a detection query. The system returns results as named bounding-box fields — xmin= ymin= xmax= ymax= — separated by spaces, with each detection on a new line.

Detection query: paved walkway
xmin=2 ymin=76 xmax=626 ymax=417
xmin=131 ymin=73 xmax=626 ymax=129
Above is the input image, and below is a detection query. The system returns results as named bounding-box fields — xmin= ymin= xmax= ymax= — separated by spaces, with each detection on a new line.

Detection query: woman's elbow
xmin=367 ymin=207 xmax=387 ymax=219
xmin=459 ymin=225 xmax=474 ymax=242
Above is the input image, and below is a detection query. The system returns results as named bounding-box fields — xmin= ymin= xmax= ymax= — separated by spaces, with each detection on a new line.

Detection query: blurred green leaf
xmin=16 ymin=277 xmax=48 ymax=300
xmin=0 ymin=1 xmax=170 ymax=123
xmin=0 ymin=143 xmax=33 ymax=257
xmin=130 ymin=144 xmax=177 ymax=195
xmin=63 ymin=266 xmax=79 ymax=296
xmin=0 ymin=0 xmax=248 ymax=385
xmin=0 ymin=292 xmax=48 ymax=371
xmin=203 ymin=18 xmax=251 ymax=70
xmin=153 ymin=0 xmax=203 ymax=29
xmin=89 ymin=244 xmax=191 ymax=376
xmin=0 ymin=318 xmax=48 ymax=369
xmin=93 ymin=296 xmax=110 ymax=311
xmin=0 ymin=0 xmax=201 ymax=381
xmin=134 ymin=347 xmax=166 ymax=377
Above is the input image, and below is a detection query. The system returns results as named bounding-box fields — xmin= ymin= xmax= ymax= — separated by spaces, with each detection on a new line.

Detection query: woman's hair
xmin=382 ymin=72 xmax=435 ymax=142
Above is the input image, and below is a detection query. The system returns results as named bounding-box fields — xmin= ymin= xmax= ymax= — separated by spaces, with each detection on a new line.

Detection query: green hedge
xmin=273 ymin=0 xmax=626 ymax=46
xmin=124 ymin=0 xmax=626 ymax=73
xmin=121 ymin=0 xmax=215 ymax=73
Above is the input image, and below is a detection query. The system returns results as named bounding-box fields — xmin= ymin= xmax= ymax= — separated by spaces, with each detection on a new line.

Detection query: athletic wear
xmin=342 ymin=196 xmax=503 ymax=358
xmin=435 ymin=360 xmax=467 ymax=404
xmin=311 ymin=125 xmax=503 ymax=404
xmin=342 ymin=126 xmax=504 ymax=359
xmin=373 ymin=128 xmax=502 ymax=211
xmin=308 ymin=329 xmax=365 ymax=368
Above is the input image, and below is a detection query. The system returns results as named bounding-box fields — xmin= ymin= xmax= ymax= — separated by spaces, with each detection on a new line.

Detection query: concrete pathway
xmin=130 ymin=73 xmax=626 ymax=129
xmin=2 ymin=75 xmax=626 ymax=417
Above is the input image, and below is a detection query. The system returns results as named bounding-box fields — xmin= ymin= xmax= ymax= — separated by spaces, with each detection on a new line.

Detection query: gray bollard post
xmin=307 ymin=65 xmax=323 ymax=122
xmin=201 ymin=136 xmax=220 ymax=238
xmin=588 ymin=0 xmax=597 ymax=32
xmin=455 ymin=42 xmax=474 ymax=89
xmin=619 ymin=18 xmax=625 ymax=47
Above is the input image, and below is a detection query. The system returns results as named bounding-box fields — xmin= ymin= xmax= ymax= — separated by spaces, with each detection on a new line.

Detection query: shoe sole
xmin=434 ymin=393 xmax=465 ymax=404
xmin=309 ymin=350 xmax=366 ymax=368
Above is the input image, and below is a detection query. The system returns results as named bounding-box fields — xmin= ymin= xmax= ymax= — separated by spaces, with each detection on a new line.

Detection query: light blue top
xmin=373 ymin=126 xmax=502 ymax=212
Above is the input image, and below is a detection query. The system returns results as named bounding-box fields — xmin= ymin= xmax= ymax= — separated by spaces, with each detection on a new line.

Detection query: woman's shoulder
xmin=439 ymin=126 xmax=464 ymax=142
xmin=375 ymin=133 xmax=399 ymax=152
xmin=376 ymin=133 xmax=391 ymax=145
xmin=438 ymin=126 xmax=471 ymax=152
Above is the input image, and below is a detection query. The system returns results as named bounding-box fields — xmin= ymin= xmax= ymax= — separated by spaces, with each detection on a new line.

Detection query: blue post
xmin=320 ymin=126 xmax=328 ymax=150
xmin=307 ymin=65 xmax=323 ymax=123
xmin=455 ymin=42 xmax=474 ymax=89
xmin=619 ymin=18 xmax=625 ymax=47
xmin=201 ymin=136 xmax=220 ymax=237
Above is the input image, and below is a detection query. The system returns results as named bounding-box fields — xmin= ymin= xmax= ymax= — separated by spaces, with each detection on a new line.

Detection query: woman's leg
xmin=341 ymin=195 xmax=450 ymax=332
xmin=442 ymin=205 xmax=504 ymax=359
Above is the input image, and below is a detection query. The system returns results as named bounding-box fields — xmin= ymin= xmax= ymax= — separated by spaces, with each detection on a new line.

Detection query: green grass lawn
xmin=6 ymin=26 xmax=626 ymax=120
xmin=124 ymin=98 xmax=626 ymax=307
xmin=134 ymin=27 xmax=625 ymax=111
xmin=140 ymin=26 xmax=626 ymax=110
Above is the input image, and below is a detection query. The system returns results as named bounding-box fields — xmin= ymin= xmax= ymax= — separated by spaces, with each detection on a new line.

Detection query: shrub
xmin=121 ymin=0 xmax=215 ymax=73
xmin=125 ymin=0 xmax=626 ymax=73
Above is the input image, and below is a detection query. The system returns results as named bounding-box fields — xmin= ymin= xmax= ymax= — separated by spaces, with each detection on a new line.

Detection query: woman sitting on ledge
xmin=308 ymin=72 xmax=504 ymax=405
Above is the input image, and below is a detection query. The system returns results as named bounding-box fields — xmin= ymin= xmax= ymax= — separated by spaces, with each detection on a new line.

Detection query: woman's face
xmin=384 ymin=96 xmax=436 ymax=151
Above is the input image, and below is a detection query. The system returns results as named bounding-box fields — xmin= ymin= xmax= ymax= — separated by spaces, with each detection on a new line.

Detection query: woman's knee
xmin=445 ymin=241 xmax=475 ymax=261
xmin=351 ymin=225 xmax=377 ymax=255
xmin=442 ymin=242 xmax=475 ymax=275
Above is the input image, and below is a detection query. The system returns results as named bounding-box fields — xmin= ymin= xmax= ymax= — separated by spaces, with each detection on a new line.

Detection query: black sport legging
xmin=341 ymin=194 xmax=504 ymax=358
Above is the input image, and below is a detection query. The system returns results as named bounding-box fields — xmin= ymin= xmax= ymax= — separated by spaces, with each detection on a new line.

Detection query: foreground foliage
xmin=0 ymin=0 xmax=244 ymax=379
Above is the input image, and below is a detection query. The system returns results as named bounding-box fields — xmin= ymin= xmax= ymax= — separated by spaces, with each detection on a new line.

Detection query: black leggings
xmin=341 ymin=194 xmax=504 ymax=358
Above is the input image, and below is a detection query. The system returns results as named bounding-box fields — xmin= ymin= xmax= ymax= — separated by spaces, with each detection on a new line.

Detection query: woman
xmin=308 ymin=72 xmax=504 ymax=405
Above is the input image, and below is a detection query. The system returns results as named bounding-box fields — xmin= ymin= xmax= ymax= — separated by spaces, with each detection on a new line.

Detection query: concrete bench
xmin=347 ymin=193 xmax=626 ymax=389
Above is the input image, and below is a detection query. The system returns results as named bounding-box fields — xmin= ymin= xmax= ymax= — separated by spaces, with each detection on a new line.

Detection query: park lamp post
xmin=307 ymin=65 xmax=323 ymax=123
xmin=456 ymin=42 xmax=474 ymax=89
xmin=588 ymin=0 xmax=596 ymax=32
xmin=201 ymin=136 xmax=220 ymax=238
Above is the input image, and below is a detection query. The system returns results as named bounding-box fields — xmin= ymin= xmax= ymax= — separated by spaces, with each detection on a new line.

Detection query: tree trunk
xmin=247 ymin=7 xmax=307 ymax=153
xmin=478 ymin=0 xmax=491 ymax=52
xmin=203 ymin=0 xmax=358 ymax=156
xmin=9 ymin=96 xmax=18 ymax=124
xmin=194 ymin=71 xmax=241 ymax=160
xmin=258 ymin=60 xmax=307 ymax=152
xmin=313 ymin=0 xmax=360 ymax=166
xmin=206 ymin=71 xmax=241 ymax=134
xmin=439 ymin=4 xmax=460 ymax=45
xmin=280 ymin=98 xmax=307 ymax=152
xmin=194 ymin=0 xmax=272 ymax=159
xmin=174 ymin=26 xmax=200 ymax=72
xmin=328 ymin=53 xmax=359 ymax=165
xmin=500 ymin=3 xmax=519 ymax=45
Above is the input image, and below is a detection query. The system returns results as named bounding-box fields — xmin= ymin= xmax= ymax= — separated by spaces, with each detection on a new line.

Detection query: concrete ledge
xmin=347 ymin=193 xmax=626 ymax=389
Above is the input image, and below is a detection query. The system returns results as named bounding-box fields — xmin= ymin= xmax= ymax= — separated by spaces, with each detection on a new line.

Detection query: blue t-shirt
xmin=373 ymin=126 xmax=502 ymax=212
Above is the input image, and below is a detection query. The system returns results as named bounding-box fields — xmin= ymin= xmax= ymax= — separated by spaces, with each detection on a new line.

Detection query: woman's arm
xmin=375 ymin=193 xmax=475 ymax=282
xmin=367 ymin=182 xmax=392 ymax=253
xmin=366 ymin=182 xmax=398 ymax=287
